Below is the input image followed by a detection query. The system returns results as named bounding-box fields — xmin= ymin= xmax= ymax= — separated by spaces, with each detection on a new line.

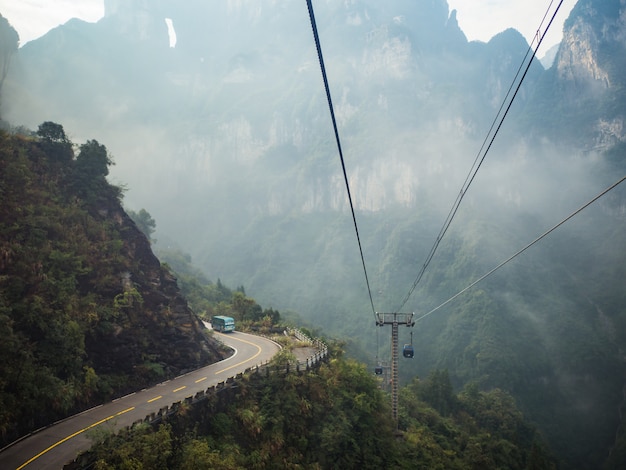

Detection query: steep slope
xmin=526 ymin=0 xmax=626 ymax=151
xmin=0 ymin=129 xmax=225 ymax=446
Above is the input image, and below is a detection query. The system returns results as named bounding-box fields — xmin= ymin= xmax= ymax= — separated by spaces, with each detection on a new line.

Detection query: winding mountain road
xmin=0 ymin=331 xmax=280 ymax=469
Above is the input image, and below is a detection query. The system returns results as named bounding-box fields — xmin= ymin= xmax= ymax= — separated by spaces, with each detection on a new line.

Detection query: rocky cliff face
xmin=3 ymin=0 xmax=544 ymax=219
xmin=556 ymin=17 xmax=611 ymax=91
xmin=86 ymin=201 xmax=226 ymax=382
xmin=102 ymin=0 xmax=169 ymax=43
xmin=5 ymin=0 xmax=622 ymax=225
xmin=535 ymin=0 xmax=626 ymax=149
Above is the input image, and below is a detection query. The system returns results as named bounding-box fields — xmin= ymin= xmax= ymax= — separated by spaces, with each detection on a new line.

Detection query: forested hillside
xmin=0 ymin=128 xmax=226 ymax=445
xmin=73 ymin=349 xmax=555 ymax=469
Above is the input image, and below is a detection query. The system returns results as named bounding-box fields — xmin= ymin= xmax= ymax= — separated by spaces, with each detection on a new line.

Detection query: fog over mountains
xmin=2 ymin=0 xmax=626 ymax=468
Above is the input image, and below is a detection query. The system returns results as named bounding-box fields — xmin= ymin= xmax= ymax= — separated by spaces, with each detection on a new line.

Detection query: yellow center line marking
xmin=147 ymin=396 xmax=162 ymax=403
xmin=173 ymin=386 xmax=186 ymax=393
xmin=17 ymin=407 xmax=135 ymax=470
xmin=215 ymin=334 xmax=263 ymax=375
xmin=195 ymin=377 xmax=207 ymax=383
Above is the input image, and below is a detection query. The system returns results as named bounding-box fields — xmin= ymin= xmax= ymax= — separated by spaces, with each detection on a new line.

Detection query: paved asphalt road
xmin=0 ymin=330 xmax=280 ymax=469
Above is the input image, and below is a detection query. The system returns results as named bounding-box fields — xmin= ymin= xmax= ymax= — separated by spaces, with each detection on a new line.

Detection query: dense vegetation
xmin=0 ymin=128 xmax=224 ymax=445
xmin=154 ymin=247 xmax=281 ymax=328
xmin=76 ymin=348 xmax=554 ymax=469
xmin=0 ymin=126 xmax=123 ymax=439
xmin=0 ymin=120 xmax=556 ymax=468
xmin=0 ymin=123 xmax=618 ymax=468
xmin=209 ymin=197 xmax=626 ymax=467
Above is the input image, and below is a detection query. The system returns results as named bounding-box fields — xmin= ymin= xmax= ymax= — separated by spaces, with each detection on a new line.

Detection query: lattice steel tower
xmin=376 ymin=312 xmax=415 ymax=424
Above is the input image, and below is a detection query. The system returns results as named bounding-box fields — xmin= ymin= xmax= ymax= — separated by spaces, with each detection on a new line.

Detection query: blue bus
xmin=211 ymin=315 xmax=235 ymax=333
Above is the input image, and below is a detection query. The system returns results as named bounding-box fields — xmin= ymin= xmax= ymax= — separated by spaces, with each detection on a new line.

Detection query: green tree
xmin=231 ymin=291 xmax=261 ymax=321
xmin=76 ymin=139 xmax=112 ymax=178
xmin=37 ymin=121 xmax=70 ymax=144
xmin=72 ymin=139 xmax=115 ymax=202
xmin=416 ymin=369 xmax=458 ymax=417
xmin=36 ymin=121 xmax=73 ymax=163
xmin=128 ymin=208 xmax=156 ymax=242
xmin=180 ymin=440 xmax=240 ymax=470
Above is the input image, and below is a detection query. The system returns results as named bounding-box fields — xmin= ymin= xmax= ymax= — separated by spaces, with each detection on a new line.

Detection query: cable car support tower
xmin=376 ymin=312 xmax=415 ymax=424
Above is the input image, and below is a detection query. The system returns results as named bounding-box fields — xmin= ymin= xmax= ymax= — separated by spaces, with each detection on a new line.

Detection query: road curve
xmin=0 ymin=331 xmax=280 ymax=469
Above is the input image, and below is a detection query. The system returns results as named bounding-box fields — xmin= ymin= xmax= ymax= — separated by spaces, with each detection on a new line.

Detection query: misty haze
xmin=1 ymin=0 xmax=626 ymax=469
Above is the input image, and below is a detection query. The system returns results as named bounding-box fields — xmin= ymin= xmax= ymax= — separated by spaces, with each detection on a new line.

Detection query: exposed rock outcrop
xmin=527 ymin=0 xmax=626 ymax=150
xmin=85 ymin=202 xmax=226 ymax=384
xmin=556 ymin=16 xmax=611 ymax=95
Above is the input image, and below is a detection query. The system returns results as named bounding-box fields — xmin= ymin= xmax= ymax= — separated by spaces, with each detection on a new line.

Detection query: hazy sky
xmin=0 ymin=0 xmax=574 ymax=49
xmin=448 ymin=0 xmax=575 ymax=50
xmin=0 ymin=0 xmax=103 ymax=45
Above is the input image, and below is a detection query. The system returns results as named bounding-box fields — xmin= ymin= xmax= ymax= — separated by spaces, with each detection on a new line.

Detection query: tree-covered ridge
xmin=155 ymin=246 xmax=282 ymax=328
xmin=0 ymin=127 xmax=224 ymax=445
xmin=399 ymin=370 xmax=554 ymax=469
xmin=77 ymin=351 xmax=555 ymax=469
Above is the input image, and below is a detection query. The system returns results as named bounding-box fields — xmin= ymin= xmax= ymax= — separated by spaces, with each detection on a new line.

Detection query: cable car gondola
xmin=375 ymin=365 xmax=383 ymax=375
xmin=403 ymin=331 xmax=414 ymax=358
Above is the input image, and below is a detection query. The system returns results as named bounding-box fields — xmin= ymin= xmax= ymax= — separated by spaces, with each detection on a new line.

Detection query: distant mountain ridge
xmin=540 ymin=43 xmax=560 ymax=68
xmin=5 ymin=1 xmax=623 ymax=217
xmin=528 ymin=0 xmax=626 ymax=149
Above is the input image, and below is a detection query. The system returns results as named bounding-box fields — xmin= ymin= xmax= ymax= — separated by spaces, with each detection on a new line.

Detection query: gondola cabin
xmin=403 ymin=344 xmax=414 ymax=358
xmin=375 ymin=365 xmax=383 ymax=375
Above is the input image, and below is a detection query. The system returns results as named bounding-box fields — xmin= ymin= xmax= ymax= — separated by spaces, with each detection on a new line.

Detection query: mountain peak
xmin=556 ymin=0 xmax=626 ymax=92
xmin=102 ymin=0 xmax=168 ymax=43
